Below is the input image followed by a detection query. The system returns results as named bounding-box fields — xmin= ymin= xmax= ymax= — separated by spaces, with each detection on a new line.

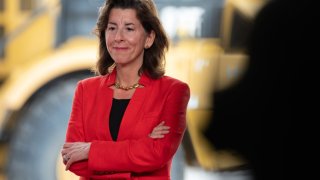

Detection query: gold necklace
xmin=114 ymin=82 xmax=140 ymax=91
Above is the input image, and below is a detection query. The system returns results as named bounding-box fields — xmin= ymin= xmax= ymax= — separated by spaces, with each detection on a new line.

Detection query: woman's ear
xmin=145 ymin=30 xmax=155 ymax=49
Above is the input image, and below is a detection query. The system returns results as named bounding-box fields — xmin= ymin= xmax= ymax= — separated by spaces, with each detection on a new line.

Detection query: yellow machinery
xmin=0 ymin=0 xmax=266 ymax=179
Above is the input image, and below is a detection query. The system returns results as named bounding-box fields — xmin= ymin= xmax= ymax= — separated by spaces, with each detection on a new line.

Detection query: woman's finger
xmin=149 ymin=121 xmax=171 ymax=139
xmin=149 ymin=134 xmax=165 ymax=139
xmin=65 ymin=156 xmax=73 ymax=171
xmin=154 ymin=126 xmax=170 ymax=131
xmin=153 ymin=129 xmax=170 ymax=134
xmin=149 ymin=129 xmax=170 ymax=138
xmin=152 ymin=130 xmax=167 ymax=135
xmin=156 ymin=121 xmax=165 ymax=127
xmin=63 ymin=154 xmax=70 ymax=162
xmin=153 ymin=123 xmax=164 ymax=130
xmin=61 ymin=148 xmax=69 ymax=156
xmin=61 ymin=143 xmax=78 ymax=156
xmin=63 ymin=142 xmax=76 ymax=148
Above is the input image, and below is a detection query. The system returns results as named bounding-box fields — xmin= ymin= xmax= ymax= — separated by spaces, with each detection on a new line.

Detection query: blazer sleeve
xmin=65 ymin=82 xmax=134 ymax=179
xmin=64 ymin=81 xmax=90 ymax=177
xmin=88 ymin=82 xmax=190 ymax=173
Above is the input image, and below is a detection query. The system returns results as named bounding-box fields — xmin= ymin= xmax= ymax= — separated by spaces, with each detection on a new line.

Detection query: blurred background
xmin=0 ymin=0 xmax=268 ymax=179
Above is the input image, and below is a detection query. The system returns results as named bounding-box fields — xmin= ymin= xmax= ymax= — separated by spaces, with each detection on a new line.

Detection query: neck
xmin=115 ymin=66 xmax=140 ymax=86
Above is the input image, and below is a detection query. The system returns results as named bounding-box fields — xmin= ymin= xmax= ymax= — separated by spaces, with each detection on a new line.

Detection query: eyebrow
xmin=125 ymin=23 xmax=135 ymax=26
xmin=107 ymin=22 xmax=135 ymax=26
xmin=108 ymin=22 xmax=117 ymax=26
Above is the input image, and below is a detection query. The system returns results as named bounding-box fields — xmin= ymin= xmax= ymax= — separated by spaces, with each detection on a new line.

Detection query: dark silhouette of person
xmin=205 ymin=0 xmax=316 ymax=179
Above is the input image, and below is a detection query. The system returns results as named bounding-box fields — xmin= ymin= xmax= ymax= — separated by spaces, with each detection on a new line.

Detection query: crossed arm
xmin=61 ymin=121 xmax=170 ymax=170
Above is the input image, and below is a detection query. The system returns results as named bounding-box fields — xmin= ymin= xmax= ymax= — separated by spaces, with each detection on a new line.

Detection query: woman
xmin=61 ymin=0 xmax=190 ymax=179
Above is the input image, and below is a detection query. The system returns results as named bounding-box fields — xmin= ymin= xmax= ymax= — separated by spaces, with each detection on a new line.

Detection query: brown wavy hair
xmin=94 ymin=0 xmax=169 ymax=79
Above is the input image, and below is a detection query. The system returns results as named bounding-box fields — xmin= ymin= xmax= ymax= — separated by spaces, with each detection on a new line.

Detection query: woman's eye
xmin=127 ymin=28 xmax=134 ymax=31
xmin=107 ymin=27 xmax=116 ymax=31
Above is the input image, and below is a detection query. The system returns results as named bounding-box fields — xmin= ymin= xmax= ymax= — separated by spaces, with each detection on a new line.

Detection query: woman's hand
xmin=61 ymin=142 xmax=91 ymax=171
xmin=149 ymin=121 xmax=170 ymax=139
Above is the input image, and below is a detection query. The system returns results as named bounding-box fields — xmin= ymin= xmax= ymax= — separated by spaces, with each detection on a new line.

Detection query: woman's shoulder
xmin=157 ymin=76 xmax=190 ymax=99
xmin=79 ymin=75 xmax=101 ymax=84
xmin=159 ymin=75 xmax=189 ymax=89
xmin=77 ymin=75 xmax=108 ymax=88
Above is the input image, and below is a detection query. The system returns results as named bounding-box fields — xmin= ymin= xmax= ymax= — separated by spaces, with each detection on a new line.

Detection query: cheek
xmin=105 ymin=36 xmax=112 ymax=51
xmin=105 ymin=35 xmax=111 ymax=45
xmin=127 ymin=32 xmax=147 ymax=46
xmin=130 ymin=38 xmax=146 ymax=50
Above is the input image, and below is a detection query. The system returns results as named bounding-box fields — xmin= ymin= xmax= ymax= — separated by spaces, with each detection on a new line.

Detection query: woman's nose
xmin=114 ymin=29 xmax=124 ymax=42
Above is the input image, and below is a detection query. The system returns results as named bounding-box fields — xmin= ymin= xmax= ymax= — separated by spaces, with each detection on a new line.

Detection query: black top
xmin=109 ymin=98 xmax=130 ymax=141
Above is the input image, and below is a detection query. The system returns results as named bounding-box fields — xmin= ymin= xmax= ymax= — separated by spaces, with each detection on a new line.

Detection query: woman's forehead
xmin=109 ymin=8 xmax=139 ymax=22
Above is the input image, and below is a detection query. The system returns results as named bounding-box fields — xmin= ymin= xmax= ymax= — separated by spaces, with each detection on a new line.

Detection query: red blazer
xmin=65 ymin=70 xmax=190 ymax=180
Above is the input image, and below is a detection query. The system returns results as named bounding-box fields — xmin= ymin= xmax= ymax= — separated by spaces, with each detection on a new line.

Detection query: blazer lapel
xmin=117 ymin=74 xmax=152 ymax=140
xmin=100 ymin=85 xmax=114 ymax=141
xmin=100 ymin=71 xmax=117 ymax=141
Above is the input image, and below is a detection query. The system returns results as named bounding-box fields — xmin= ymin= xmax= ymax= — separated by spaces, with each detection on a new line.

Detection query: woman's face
xmin=105 ymin=8 xmax=155 ymax=67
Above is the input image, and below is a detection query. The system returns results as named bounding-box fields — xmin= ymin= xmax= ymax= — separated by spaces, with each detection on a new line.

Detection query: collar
xmin=105 ymin=68 xmax=152 ymax=87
